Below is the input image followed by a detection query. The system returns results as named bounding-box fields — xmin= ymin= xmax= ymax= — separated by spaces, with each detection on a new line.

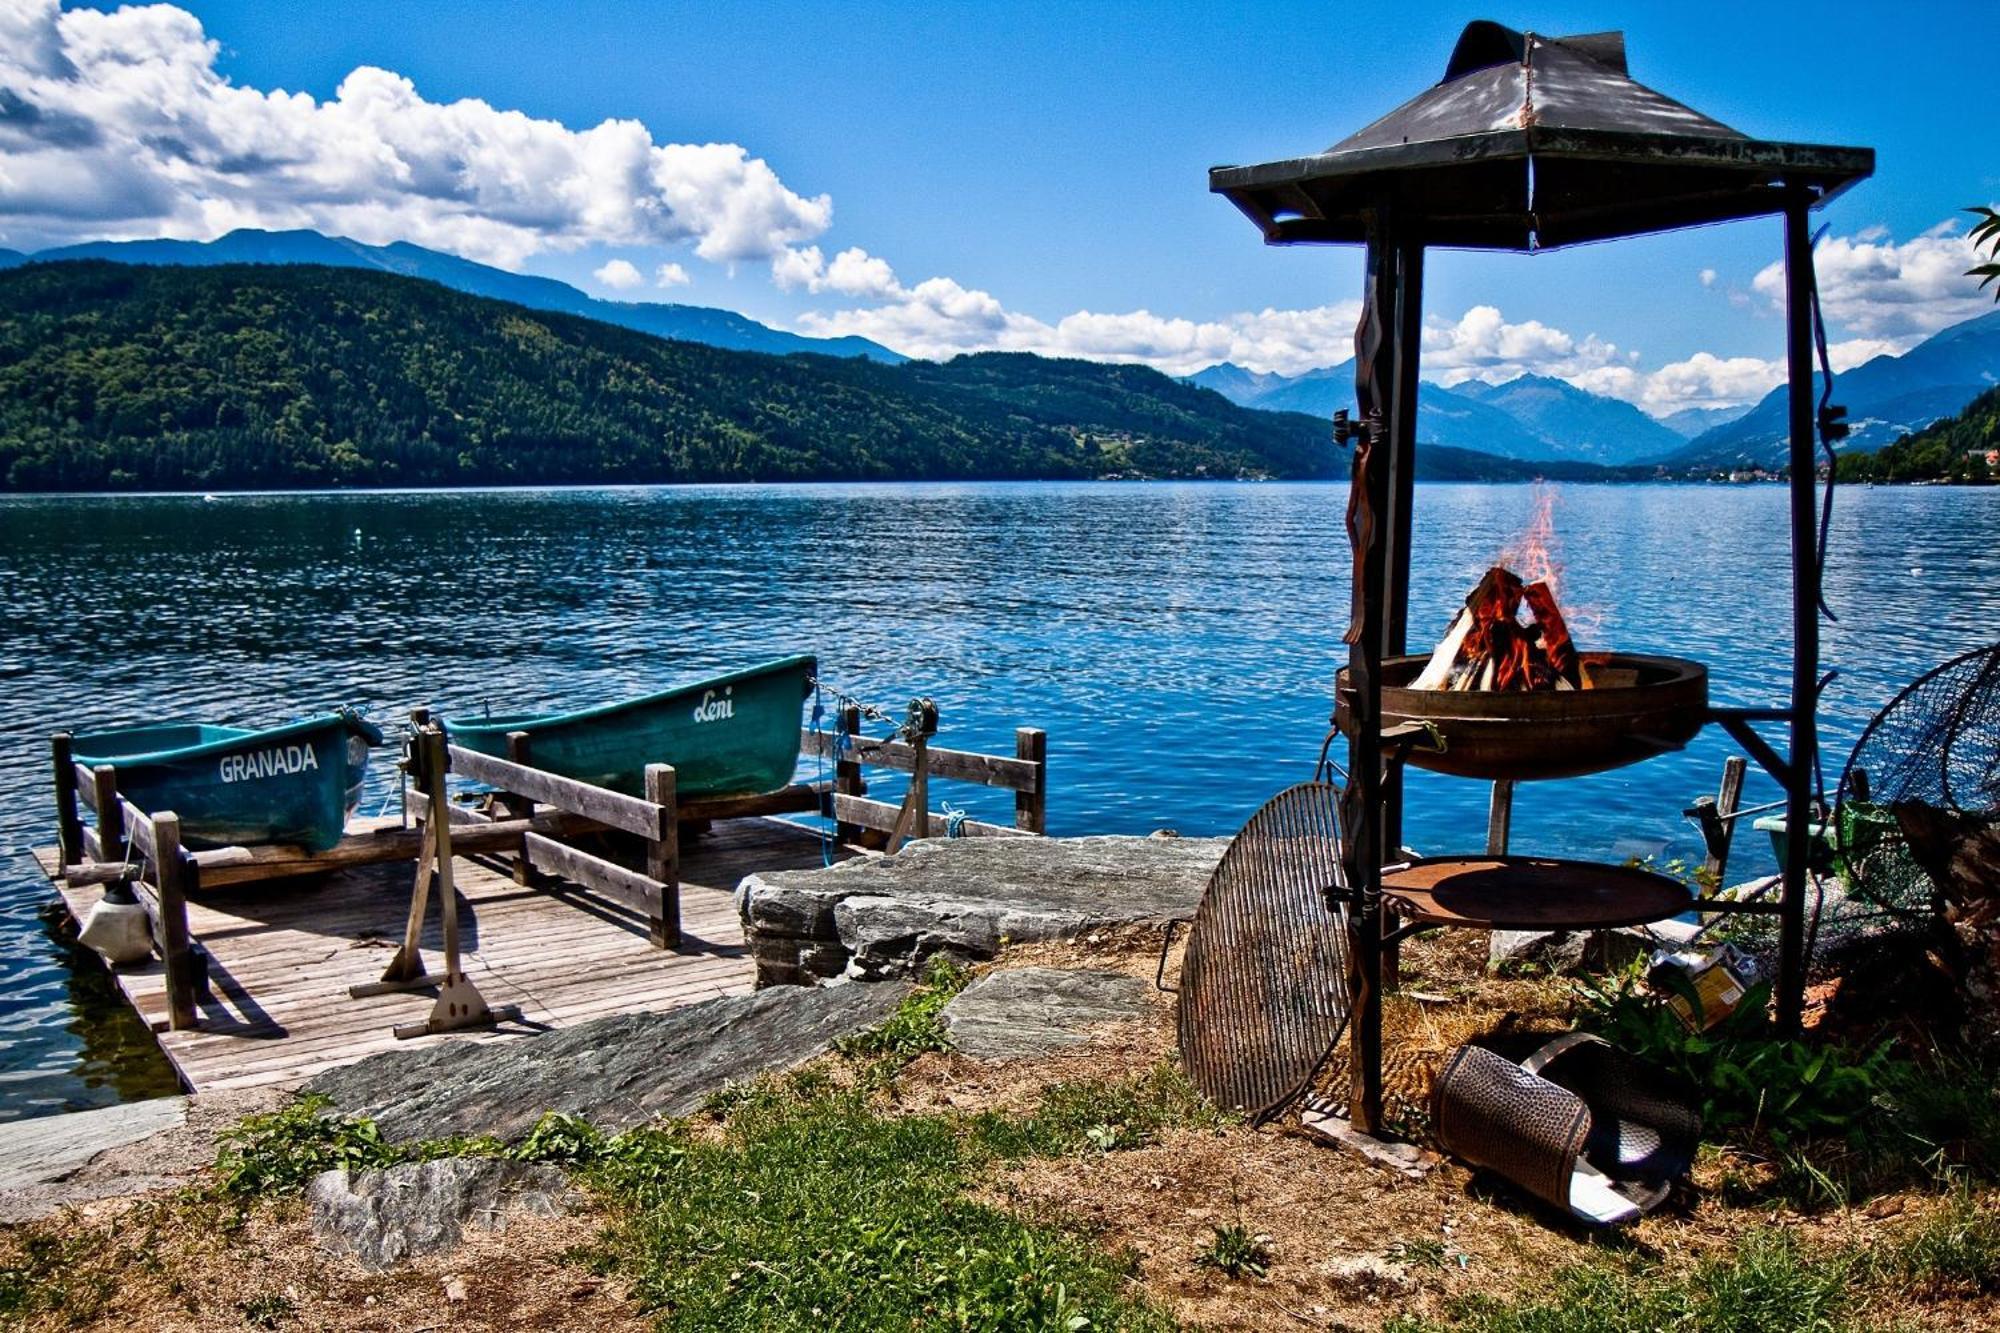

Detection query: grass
xmin=1194 ymin=1225 xmax=1270 ymax=1280
xmin=579 ymin=1067 xmax=1193 ymax=1331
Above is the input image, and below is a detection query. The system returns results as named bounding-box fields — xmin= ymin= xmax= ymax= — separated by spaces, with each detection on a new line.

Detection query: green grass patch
xmin=1383 ymin=1229 xmax=1863 ymax=1333
xmin=973 ymin=1063 xmax=1233 ymax=1157
xmin=582 ymin=1073 xmax=1182 ymax=1331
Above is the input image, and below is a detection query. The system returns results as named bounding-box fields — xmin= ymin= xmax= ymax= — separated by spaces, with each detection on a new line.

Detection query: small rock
xmin=443 ymin=1274 xmax=468 ymax=1303
xmin=1489 ymin=926 xmax=1649 ymax=977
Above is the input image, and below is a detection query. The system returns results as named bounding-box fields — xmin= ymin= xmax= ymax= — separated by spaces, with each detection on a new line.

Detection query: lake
xmin=2 ymin=480 xmax=1995 ymax=1122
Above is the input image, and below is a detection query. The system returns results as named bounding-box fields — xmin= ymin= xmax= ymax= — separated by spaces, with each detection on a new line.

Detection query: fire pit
xmin=1338 ymin=651 xmax=1708 ymax=781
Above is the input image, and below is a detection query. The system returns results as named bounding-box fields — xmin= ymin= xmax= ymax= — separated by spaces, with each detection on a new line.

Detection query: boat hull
xmin=444 ymin=655 xmax=816 ymax=800
xmin=73 ymin=710 xmax=385 ymax=853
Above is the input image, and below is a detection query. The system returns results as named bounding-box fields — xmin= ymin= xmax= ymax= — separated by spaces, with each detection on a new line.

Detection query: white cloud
xmin=1420 ymin=305 xmax=1621 ymax=386
xmin=1751 ymin=222 xmax=1991 ymax=339
xmin=0 ymin=0 xmax=832 ymax=266
xmin=592 ymin=258 xmax=643 ymax=289
xmin=654 ymin=261 xmax=690 ymax=288
xmin=1699 ymin=268 xmax=1717 ymax=288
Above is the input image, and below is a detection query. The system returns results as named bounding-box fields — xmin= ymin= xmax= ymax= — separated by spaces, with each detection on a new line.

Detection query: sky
xmin=1 ymin=0 xmax=1995 ymax=416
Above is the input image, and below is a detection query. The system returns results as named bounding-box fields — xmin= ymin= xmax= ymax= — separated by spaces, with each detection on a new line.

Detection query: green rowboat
xmin=444 ymin=655 xmax=816 ymax=800
xmin=72 ymin=709 xmax=385 ymax=853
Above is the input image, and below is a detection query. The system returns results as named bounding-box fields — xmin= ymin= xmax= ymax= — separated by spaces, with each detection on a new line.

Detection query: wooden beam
xmin=444 ymin=744 xmax=667 ymax=840
xmin=188 ymin=816 xmax=540 ymax=888
xmin=825 ymin=792 xmax=1029 ymax=840
xmin=799 ymin=728 xmax=1040 ymax=791
xmin=151 ymin=812 xmax=198 ymax=1032
xmin=524 ymin=831 xmax=667 ymax=923
xmin=73 ymin=761 xmax=100 ymax=810
xmin=504 ymin=732 xmax=540 ymax=887
xmin=52 ymin=734 xmax=83 ymax=867
xmin=643 ymin=764 xmax=679 ymax=948
xmin=118 ymin=797 xmax=159 ymax=863
xmin=834 ymin=704 xmax=863 ymax=845
xmin=1702 ymin=756 xmax=1748 ymax=890
xmin=92 ymin=766 xmax=125 ymax=863
xmin=1014 ymin=727 xmax=1047 ymax=834
xmin=1485 ymin=780 xmax=1514 ymax=856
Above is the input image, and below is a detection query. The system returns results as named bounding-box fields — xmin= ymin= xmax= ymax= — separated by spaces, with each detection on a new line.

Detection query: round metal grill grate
xmin=1176 ymin=782 xmax=1352 ymax=1124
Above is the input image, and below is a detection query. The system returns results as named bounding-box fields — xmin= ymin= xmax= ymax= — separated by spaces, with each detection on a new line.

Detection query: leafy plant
xmin=238 ymin=1291 xmax=298 ymax=1328
xmin=1574 ymin=964 xmax=1893 ymax=1148
xmin=832 ymin=954 xmax=972 ymax=1064
xmin=1970 ymin=205 xmax=2000 ymax=301
xmin=1195 ymin=1224 xmax=1270 ymax=1280
xmin=509 ymin=1111 xmax=606 ymax=1166
xmin=1386 ymin=1237 xmax=1450 ymax=1270
xmin=214 ymin=1094 xmax=402 ymax=1197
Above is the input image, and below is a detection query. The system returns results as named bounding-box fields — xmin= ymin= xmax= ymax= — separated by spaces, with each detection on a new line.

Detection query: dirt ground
xmin=5 ymin=928 xmax=1997 ymax=1332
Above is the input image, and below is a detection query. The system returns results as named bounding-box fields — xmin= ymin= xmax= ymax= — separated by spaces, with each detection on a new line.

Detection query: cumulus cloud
xmin=1420 ymin=305 xmax=1622 ymax=386
xmin=0 ymin=0 xmax=832 ymax=265
xmin=654 ymin=261 xmax=690 ymax=288
xmin=1751 ymin=222 xmax=1991 ymax=339
xmin=592 ymin=258 xmax=644 ymax=290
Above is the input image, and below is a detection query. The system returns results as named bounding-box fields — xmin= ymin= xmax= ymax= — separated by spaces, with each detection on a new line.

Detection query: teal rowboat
xmin=72 ymin=709 xmax=385 ymax=853
xmin=445 ymin=655 xmax=817 ymax=800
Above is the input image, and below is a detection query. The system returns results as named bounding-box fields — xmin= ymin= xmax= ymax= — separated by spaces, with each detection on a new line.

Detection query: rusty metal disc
xmin=1177 ymin=782 xmax=1352 ymax=1124
xmin=1381 ymin=855 xmax=1690 ymax=930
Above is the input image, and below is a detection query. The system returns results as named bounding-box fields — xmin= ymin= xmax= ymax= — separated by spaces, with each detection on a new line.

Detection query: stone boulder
xmin=308 ymin=1157 xmax=573 ymax=1271
xmin=306 ymin=980 xmax=910 ymax=1143
xmin=737 ymin=835 xmax=1226 ymax=985
xmin=941 ymin=967 xmax=1152 ymax=1060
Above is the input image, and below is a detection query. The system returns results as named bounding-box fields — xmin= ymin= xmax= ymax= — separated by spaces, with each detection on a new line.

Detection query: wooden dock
xmin=35 ymin=816 xmax=838 ymax=1096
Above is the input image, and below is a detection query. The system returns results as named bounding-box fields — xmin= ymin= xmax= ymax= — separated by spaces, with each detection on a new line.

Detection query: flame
xmin=1499 ymin=483 xmax=1563 ymax=603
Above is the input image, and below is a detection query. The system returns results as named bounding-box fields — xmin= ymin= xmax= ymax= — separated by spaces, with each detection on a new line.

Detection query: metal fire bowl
xmin=1335 ymin=652 xmax=1708 ymax=781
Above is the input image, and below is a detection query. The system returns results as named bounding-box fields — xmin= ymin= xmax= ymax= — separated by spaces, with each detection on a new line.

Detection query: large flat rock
xmin=941 ymin=967 xmax=1151 ymax=1060
xmin=739 ymin=835 xmax=1225 ymax=980
xmin=306 ymin=980 xmax=910 ymax=1143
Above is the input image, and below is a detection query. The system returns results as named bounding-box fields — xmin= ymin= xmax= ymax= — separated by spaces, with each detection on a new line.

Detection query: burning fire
xmin=1415 ymin=488 xmax=1597 ymax=693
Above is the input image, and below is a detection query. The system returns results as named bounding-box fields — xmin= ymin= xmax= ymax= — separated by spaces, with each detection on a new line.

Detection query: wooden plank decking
xmin=35 ymin=816 xmax=843 ymax=1096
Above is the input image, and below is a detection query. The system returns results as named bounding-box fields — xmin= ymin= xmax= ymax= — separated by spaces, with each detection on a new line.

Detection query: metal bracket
xmin=1155 ymin=917 xmax=1189 ymax=993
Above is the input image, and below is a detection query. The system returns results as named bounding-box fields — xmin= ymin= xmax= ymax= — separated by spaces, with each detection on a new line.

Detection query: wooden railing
xmin=50 ymin=732 xmax=201 ymax=1032
xmin=800 ymin=709 xmax=1047 ymax=846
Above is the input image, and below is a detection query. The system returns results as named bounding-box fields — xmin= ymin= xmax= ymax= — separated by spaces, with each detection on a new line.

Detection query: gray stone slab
xmin=739 ymin=835 xmax=1226 ymax=980
xmin=306 ymin=979 xmax=912 ymax=1143
xmin=941 ymin=967 xmax=1151 ymax=1060
xmin=0 ymin=1098 xmax=187 ymax=1193
xmin=309 ymin=1158 xmax=574 ymax=1271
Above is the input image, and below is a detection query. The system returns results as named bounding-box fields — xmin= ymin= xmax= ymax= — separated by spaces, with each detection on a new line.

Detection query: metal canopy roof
xmin=1211 ymin=21 xmax=1873 ymax=250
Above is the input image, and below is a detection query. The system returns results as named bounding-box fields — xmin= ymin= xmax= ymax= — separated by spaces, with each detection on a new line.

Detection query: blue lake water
xmin=2 ymin=480 xmax=1996 ymax=1121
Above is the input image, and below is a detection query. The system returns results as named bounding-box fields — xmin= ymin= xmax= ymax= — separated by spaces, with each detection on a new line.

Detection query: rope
xmin=941 ymin=800 xmax=970 ymax=839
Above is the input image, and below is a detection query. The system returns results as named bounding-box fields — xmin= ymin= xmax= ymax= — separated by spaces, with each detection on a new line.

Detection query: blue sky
xmin=5 ymin=1 xmax=1995 ymax=413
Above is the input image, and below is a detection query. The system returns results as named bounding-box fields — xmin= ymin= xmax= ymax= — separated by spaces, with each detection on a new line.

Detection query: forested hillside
xmin=1835 ymin=383 xmax=2000 ymax=483
xmin=0 ymin=262 xmax=1334 ymax=490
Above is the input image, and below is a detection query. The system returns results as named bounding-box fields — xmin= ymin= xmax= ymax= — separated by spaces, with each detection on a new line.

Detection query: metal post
xmin=1777 ymin=194 xmax=1819 ymax=1031
xmin=52 ymin=733 xmax=82 ymax=867
xmin=1378 ymin=233 xmax=1425 ymax=994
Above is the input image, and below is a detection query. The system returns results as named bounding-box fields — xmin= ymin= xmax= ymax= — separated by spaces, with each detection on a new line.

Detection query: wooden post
xmin=1486 ymin=780 xmax=1515 ymax=856
xmin=834 ymin=704 xmax=864 ymax=845
xmin=504 ymin=731 xmax=540 ymax=886
xmin=1014 ymin=727 xmax=1047 ymax=834
xmin=151 ymin=811 xmax=198 ymax=1031
xmin=1701 ymin=757 xmax=1748 ymax=891
xmin=52 ymin=733 xmax=83 ymax=868
xmin=644 ymin=763 xmax=681 ymax=948
xmin=93 ymin=765 xmax=124 ymax=864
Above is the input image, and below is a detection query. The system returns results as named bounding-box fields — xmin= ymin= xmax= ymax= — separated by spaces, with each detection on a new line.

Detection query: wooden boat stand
xmin=348 ymin=723 xmax=523 ymax=1039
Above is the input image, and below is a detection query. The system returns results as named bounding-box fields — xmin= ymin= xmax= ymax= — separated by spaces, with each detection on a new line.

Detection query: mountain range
xmin=0 ymin=229 xmax=904 ymax=365
xmin=1187 ymin=362 xmax=1691 ymax=466
xmin=1190 ymin=306 xmax=2000 ymax=470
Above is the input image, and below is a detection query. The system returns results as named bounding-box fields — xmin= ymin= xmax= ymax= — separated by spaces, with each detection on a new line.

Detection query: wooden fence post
xmin=151 ymin=811 xmax=198 ymax=1031
xmin=52 ymin=733 xmax=83 ymax=867
xmin=1486 ymin=780 xmax=1515 ymax=856
xmin=834 ymin=704 xmax=864 ymax=845
xmin=644 ymin=763 xmax=681 ymax=948
xmin=1014 ymin=727 xmax=1047 ymax=835
xmin=504 ymin=731 xmax=541 ymax=886
xmin=93 ymin=765 xmax=125 ymax=863
xmin=1701 ymin=756 xmax=1748 ymax=891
